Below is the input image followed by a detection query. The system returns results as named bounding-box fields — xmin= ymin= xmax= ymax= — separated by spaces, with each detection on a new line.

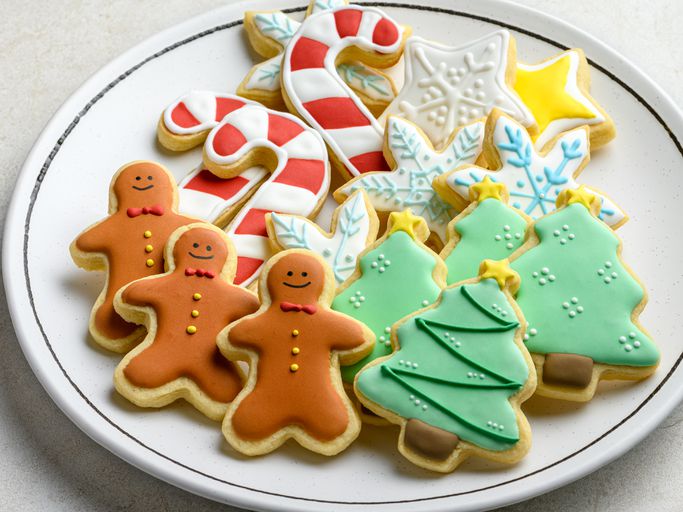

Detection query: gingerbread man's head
xmin=266 ymin=252 xmax=329 ymax=305
xmin=169 ymin=224 xmax=232 ymax=278
xmin=111 ymin=161 xmax=176 ymax=212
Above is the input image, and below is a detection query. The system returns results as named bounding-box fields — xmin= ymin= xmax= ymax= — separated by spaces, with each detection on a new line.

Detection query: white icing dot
xmin=506 ymin=242 xmax=514 ymax=249
xmin=634 ymin=341 xmax=641 ymax=348
xmin=349 ymin=297 xmax=357 ymax=303
xmin=385 ymin=327 xmax=391 ymax=334
xmin=379 ymin=267 xmax=386 ymax=273
xmin=523 ymin=333 xmax=530 ymax=341
xmin=359 ymin=297 xmax=365 ymax=302
xmin=515 ymin=233 xmax=522 ymax=239
xmin=569 ymin=311 xmax=576 ymax=318
xmin=499 ymin=425 xmax=505 ymax=431
xmin=501 ymin=310 xmax=508 ymax=316
xmin=629 ymin=332 xmax=636 ymax=339
xmin=571 ymin=297 xmax=579 ymax=304
xmin=541 ymin=267 xmax=550 ymax=275
xmin=562 ymin=224 xmax=569 ymax=231
xmin=530 ymin=328 xmax=538 ymax=336
xmin=577 ymin=306 xmax=584 ymax=313
xmin=549 ymin=275 xmax=556 ymax=282
xmin=562 ymin=302 xmax=570 ymax=309
xmin=467 ymin=372 xmax=473 ymax=378
xmin=495 ymin=235 xmax=502 ymax=241
xmin=604 ymin=277 xmax=611 ymax=283
xmin=399 ymin=360 xmax=405 ymax=365
xmin=560 ymin=239 xmax=567 ymax=245
xmin=605 ymin=261 xmax=613 ymax=268
xmin=505 ymin=233 xmax=512 ymax=240
xmin=569 ymin=234 xmax=575 ymax=240
xmin=422 ymin=404 xmax=428 ymax=411
xmin=384 ymin=340 xmax=391 ymax=347
xmin=619 ymin=336 xmax=626 ymax=343
xmin=415 ymin=399 xmax=421 ymax=405
xmin=539 ymin=278 xmax=547 ymax=285
xmin=624 ymin=344 xmax=633 ymax=352
xmin=421 ymin=300 xmax=429 ymax=306
xmin=371 ymin=262 xmax=378 ymax=268
xmin=412 ymin=363 xmax=418 ymax=369
xmin=454 ymin=341 xmax=461 ymax=347
xmin=385 ymin=260 xmax=391 ymax=266
xmin=504 ymin=225 xmax=511 ymax=232
xmin=598 ymin=269 xmax=605 ymax=276
xmin=409 ymin=395 xmax=415 ymax=400
xmin=354 ymin=303 xmax=361 ymax=309
xmin=553 ymin=230 xmax=560 ymax=237
xmin=611 ymin=272 xmax=617 ymax=278
xmin=379 ymin=336 xmax=385 ymax=342
xmin=378 ymin=254 xmax=385 ymax=260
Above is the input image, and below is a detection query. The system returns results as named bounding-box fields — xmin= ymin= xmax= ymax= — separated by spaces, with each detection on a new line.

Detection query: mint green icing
xmin=332 ymin=231 xmax=442 ymax=383
xmin=445 ymin=198 xmax=528 ymax=285
xmin=356 ymin=279 xmax=529 ymax=451
xmin=511 ymin=203 xmax=659 ymax=366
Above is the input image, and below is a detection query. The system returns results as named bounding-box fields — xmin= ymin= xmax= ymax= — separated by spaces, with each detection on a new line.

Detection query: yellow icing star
xmin=557 ymin=186 xmax=598 ymax=213
xmin=388 ymin=209 xmax=427 ymax=240
xmin=479 ymin=259 xmax=521 ymax=294
xmin=469 ymin=176 xmax=509 ymax=203
xmin=515 ymin=50 xmax=598 ymax=146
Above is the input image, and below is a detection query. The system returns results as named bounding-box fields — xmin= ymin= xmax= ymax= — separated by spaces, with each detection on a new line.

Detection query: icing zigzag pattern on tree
xmin=435 ymin=111 xmax=627 ymax=228
xmin=336 ymin=117 xmax=485 ymax=244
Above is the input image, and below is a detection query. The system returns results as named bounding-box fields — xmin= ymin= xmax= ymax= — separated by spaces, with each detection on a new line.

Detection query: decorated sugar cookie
xmin=70 ymin=161 xmax=196 ymax=353
xmin=205 ymin=103 xmax=331 ymax=286
xmin=218 ymin=250 xmax=374 ymax=456
xmin=335 ymin=116 xmax=485 ymax=245
xmin=515 ymin=49 xmax=615 ymax=150
xmin=266 ymin=190 xmax=379 ymax=285
xmin=281 ymin=5 xmax=410 ymax=179
xmin=355 ymin=259 xmax=535 ymax=473
xmin=113 ymin=224 xmax=259 ymax=420
xmin=434 ymin=110 xmax=627 ymax=227
xmin=159 ymin=91 xmax=266 ymax=226
xmin=510 ymin=187 xmax=659 ymax=401
xmin=379 ymin=31 xmax=536 ymax=150
xmin=332 ymin=210 xmax=446 ymax=387
xmin=441 ymin=177 xmax=529 ymax=285
xmin=238 ymin=0 xmax=397 ymax=114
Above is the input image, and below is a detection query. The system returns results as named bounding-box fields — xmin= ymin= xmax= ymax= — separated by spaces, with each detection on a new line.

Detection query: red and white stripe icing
xmin=162 ymin=91 xmax=266 ymax=224
xmin=205 ymin=104 xmax=330 ymax=286
xmin=282 ymin=6 xmax=404 ymax=177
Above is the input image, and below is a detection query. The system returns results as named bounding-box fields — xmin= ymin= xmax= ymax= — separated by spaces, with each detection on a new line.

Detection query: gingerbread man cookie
xmin=113 ymin=223 xmax=260 ymax=420
xmin=70 ymin=161 xmax=196 ymax=352
xmin=218 ymin=250 xmax=374 ymax=456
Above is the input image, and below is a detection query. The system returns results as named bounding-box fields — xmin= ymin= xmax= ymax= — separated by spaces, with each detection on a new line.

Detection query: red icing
xmin=215 ymin=97 xmax=246 ymax=122
xmin=302 ymin=98 xmax=371 ymax=129
xmin=349 ymin=151 xmax=391 ymax=173
xmin=372 ymin=18 xmax=400 ymax=46
xmin=212 ymin=123 xmax=247 ymax=157
xmin=334 ymin=9 xmax=362 ymax=38
xmin=268 ymin=114 xmax=304 ymax=146
xmin=234 ymin=208 xmax=271 ymax=236
xmin=273 ymin=159 xmax=326 ymax=194
xmin=184 ymin=170 xmax=250 ymax=201
xmin=290 ymin=37 xmax=329 ymax=70
xmin=126 ymin=205 xmax=165 ymax=218
xmin=280 ymin=302 xmax=317 ymax=314
xmin=235 ymin=256 xmax=264 ymax=285
xmin=170 ymin=102 xmax=200 ymax=129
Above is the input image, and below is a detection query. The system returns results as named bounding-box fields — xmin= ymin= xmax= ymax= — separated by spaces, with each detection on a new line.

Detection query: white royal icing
xmin=380 ymin=32 xmax=535 ymax=150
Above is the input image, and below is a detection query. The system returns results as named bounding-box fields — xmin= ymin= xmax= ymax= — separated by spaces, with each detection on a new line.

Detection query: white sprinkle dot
xmin=562 ymin=302 xmax=570 ymax=309
xmin=624 ymin=344 xmax=633 ymax=352
xmin=634 ymin=341 xmax=641 ymax=348
xmin=571 ymin=297 xmax=578 ymax=304
xmin=530 ymin=328 xmax=538 ymax=336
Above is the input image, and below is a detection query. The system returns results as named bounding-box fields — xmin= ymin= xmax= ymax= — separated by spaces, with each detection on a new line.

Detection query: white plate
xmin=4 ymin=0 xmax=683 ymax=510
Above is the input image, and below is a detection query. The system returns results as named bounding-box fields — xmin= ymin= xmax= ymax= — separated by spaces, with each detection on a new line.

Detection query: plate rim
xmin=3 ymin=0 xmax=683 ymax=511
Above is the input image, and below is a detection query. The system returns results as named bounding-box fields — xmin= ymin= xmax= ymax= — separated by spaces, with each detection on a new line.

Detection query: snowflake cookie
xmin=379 ymin=31 xmax=536 ymax=150
xmin=433 ymin=110 xmax=627 ymax=228
xmin=266 ymin=190 xmax=379 ymax=285
xmin=238 ymin=0 xmax=397 ymax=114
xmin=335 ymin=116 xmax=485 ymax=245
xmin=515 ymin=48 xmax=615 ymax=150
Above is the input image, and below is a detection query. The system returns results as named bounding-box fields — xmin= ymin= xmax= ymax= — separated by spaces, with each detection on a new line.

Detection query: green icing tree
xmin=333 ymin=210 xmax=445 ymax=384
xmin=356 ymin=265 xmax=531 ymax=455
xmin=510 ymin=188 xmax=659 ymax=370
xmin=441 ymin=177 xmax=528 ymax=285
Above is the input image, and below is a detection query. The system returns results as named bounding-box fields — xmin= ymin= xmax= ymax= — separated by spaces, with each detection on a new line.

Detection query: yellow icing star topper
xmin=556 ymin=186 xmax=600 ymax=216
xmin=388 ymin=209 xmax=429 ymax=241
xmin=479 ymin=259 xmax=521 ymax=294
xmin=515 ymin=49 xmax=615 ymax=151
xmin=469 ymin=176 xmax=509 ymax=203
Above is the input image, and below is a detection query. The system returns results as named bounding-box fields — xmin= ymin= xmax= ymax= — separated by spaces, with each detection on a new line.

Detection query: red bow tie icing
xmin=280 ymin=302 xmax=317 ymax=315
xmin=185 ymin=268 xmax=215 ymax=278
xmin=126 ymin=205 xmax=165 ymax=218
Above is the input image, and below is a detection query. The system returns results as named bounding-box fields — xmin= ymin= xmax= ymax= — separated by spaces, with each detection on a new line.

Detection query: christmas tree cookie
xmin=332 ymin=210 xmax=446 ymax=389
xmin=434 ymin=109 xmax=627 ymax=228
xmin=334 ymin=116 xmax=484 ymax=246
xmin=355 ymin=260 xmax=535 ymax=473
xmin=441 ymin=177 xmax=529 ymax=285
xmin=510 ymin=187 xmax=659 ymax=401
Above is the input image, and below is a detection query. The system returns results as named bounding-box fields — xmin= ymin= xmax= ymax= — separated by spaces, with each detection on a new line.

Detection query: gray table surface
xmin=1 ymin=1 xmax=681 ymax=510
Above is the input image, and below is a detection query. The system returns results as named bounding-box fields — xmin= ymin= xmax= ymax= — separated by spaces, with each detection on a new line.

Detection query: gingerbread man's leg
xmin=95 ymin=288 xmax=138 ymax=340
xmin=297 ymin=388 xmax=350 ymax=441
xmin=123 ymin=343 xmax=177 ymax=389
xmin=231 ymin=388 xmax=286 ymax=441
xmin=188 ymin=349 xmax=243 ymax=404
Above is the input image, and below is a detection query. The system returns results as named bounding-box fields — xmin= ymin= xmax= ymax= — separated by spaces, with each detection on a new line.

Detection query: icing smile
xmin=283 ymin=281 xmax=311 ymax=288
xmin=132 ymin=184 xmax=154 ymax=191
xmin=189 ymin=252 xmax=214 ymax=260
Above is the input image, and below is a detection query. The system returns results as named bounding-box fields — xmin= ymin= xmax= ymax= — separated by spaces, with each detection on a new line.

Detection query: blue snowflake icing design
xmin=454 ymin=124 xmax=616 ymax=221
xmin=254 ymin=13 xmax=298 ymax=43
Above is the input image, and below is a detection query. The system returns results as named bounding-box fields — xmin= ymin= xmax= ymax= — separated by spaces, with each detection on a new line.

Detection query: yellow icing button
xmin=292 ymin=329 xmax=300 ymax=337
xmin=145 ymin=244 xmax=153 ymax=253
xmin=145 ymin=258 xmax=154 ymax=267
xmin=193 ymin=293 xmax=202 ymax=301
xmin=144 ymin=230 xmax=152 ymax=238
xmin=290 ymin=363 xmax=299 ymax=372
xmin=191 ymin=310 xmax=200 ymax=318
xmin=291 ymin=347 xmax=300 ymax=355
xmin=186 ymin=325 xmax=197 ymax=334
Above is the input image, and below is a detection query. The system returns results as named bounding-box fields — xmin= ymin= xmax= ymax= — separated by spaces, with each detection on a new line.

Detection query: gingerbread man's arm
xmin=73 ymin=217 xmax=115 ymax=255
xmin=119 ymin=275 xmax=168 ymax=308
xmin=226 ymin=314 xmax=265 ymax=352
xmin=324 ymin=309 xmax=375 ymax=365
xmin=219 ymin=285 xmax=260 ymax=324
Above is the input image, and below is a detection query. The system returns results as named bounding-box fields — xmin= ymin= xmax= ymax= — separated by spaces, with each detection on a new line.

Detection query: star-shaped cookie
xmin=515 ymin=49 xmax=615 ymax=150
xmin=433 ymin=110 xmax=626 ymax=228
xmin=379 ymin=31 xmax=536 ymax=150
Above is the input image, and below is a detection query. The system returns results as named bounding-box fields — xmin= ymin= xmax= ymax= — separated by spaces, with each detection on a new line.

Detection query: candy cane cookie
xmin=281 ymin=5 xmax=410 ymax=180
xmin=205 ymin=104 xmax=331 ymax=287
